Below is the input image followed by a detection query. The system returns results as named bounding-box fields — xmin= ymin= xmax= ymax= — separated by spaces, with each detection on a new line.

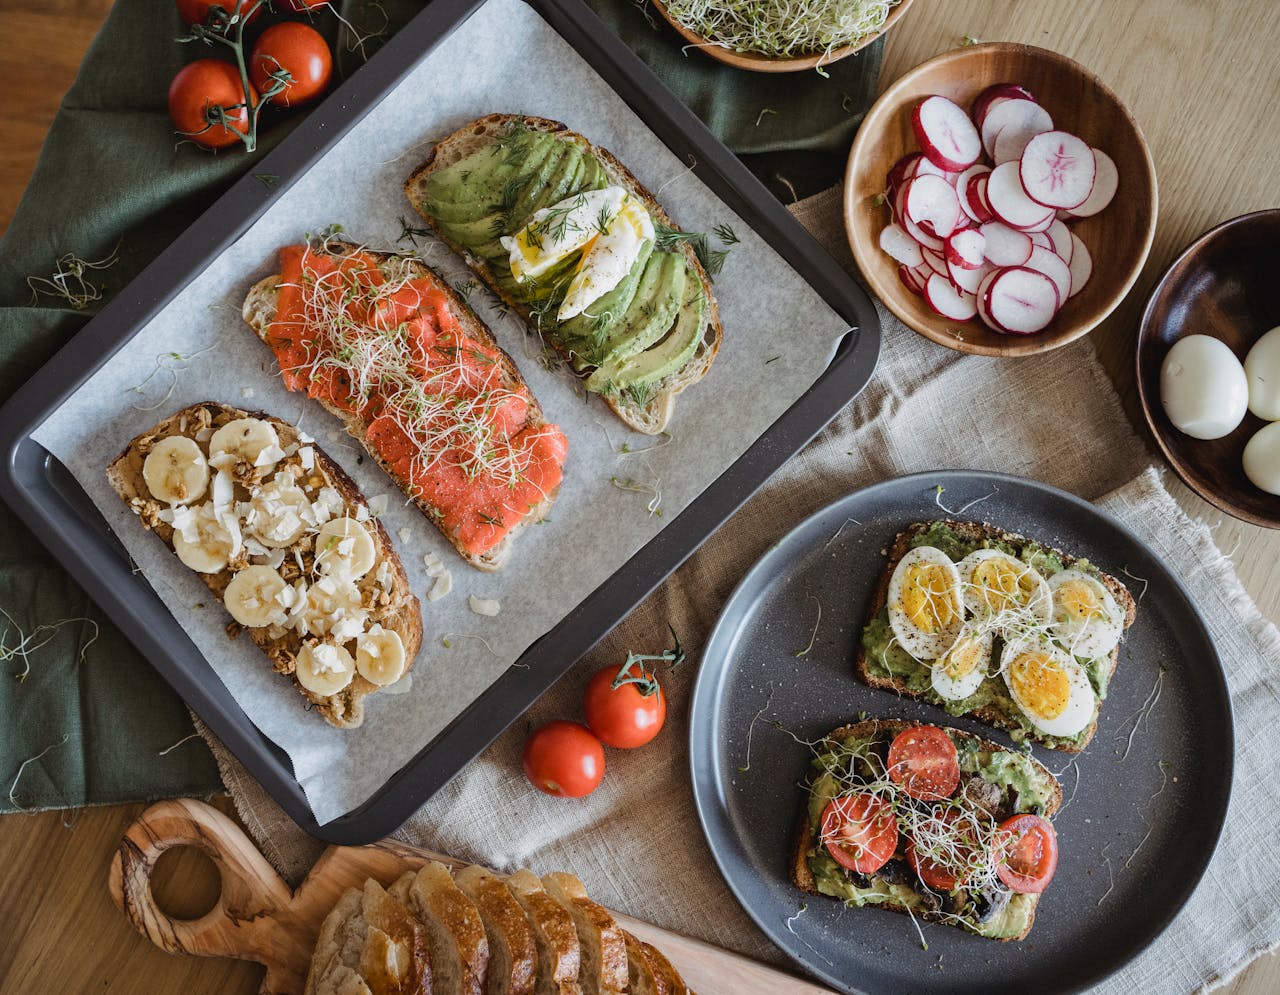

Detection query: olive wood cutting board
xmin=109 ymin=799 xmax=835 ymax=994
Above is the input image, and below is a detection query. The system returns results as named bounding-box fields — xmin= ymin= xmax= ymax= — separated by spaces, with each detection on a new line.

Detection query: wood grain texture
xmin=0 ymin=1 xmax=1278 ymax=994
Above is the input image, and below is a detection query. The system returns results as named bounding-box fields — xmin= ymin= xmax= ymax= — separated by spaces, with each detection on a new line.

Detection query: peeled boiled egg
xmin=887 ymin=545 xmax=964 ymax=661
xmin=958 ymin=548 xmax=1051 ymax=622
xmin=1244 ymin=326 xmax=1280 ymax=421
xmin=1001 ymin=637 xmax=1096 ymax=738
xmin=1243 ymin=422 xmax=1280 ymax=496
xmin=501 ymin=187 xmax=627 ymax=282
xmin=930 ymin=624 xmax=993 ymax=701
xmin=1047 ymin=569 xmax=1124 ymax=659
xmin=1160 ymin=335 xmax=1248 ymax=440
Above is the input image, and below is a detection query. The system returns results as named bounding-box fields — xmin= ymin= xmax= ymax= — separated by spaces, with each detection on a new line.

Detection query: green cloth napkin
xmin=0 ymin=0 xmax=883 ymax=813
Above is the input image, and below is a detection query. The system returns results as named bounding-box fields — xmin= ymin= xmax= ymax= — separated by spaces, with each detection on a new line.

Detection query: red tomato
xmin=582 ymin=665 xmax=666 ymax=749
xmin=522 ymin=721 xmax=605 ymax=798
xmin=887 ymin=725 xmax=960 ymax=801
xmin=995 ymin=814 xmax=1059 ymax=893
xmin=176 ymin=0 xmax=261 ymax=28
xmin=820 ymin=794 xmax=898 ymax=875
xmin=168 ymin=59 xmax=256 ymax=150
xmin=906 ymin=809 xmax=978 ymax=892
xmin=250 ymin=22 xmax=333 ymax=108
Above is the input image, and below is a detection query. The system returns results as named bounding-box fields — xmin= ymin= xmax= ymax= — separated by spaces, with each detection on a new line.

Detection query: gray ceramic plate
xmin=688 ymin=471 xmax=1232 ymax=995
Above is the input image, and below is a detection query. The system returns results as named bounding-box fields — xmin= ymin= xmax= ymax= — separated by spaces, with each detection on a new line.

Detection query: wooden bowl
xmin=1137 ymin=210 xmax=1280 ymax=529
xmin=844 ymin=43 xmax=1158 ymax=356
xmin=650 ymin=0 xmax=915 ymax=73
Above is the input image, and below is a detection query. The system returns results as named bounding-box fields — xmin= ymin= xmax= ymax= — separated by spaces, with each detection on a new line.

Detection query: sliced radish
xmin=899 ymin=264 xmax=926 ymax=296
xmin=945 ymin=228 xmax=986 ymax=269
xmin=948 ymin=258 xmax=991 ymax=294
xmin=904 ymin=175 xmax=962 ymax=239
xmin=1063 ymin=149 xmax=1118 ymax=218
xmin=986 ymin=267 xmax=1060 ymax=334
xmin=975 ymin=268 xmax=1003 ymax=330
xmin=924 ymin=272 xmax=978 ymax=320
xmin=1029 ymin=230 xmax=1053 ymax=251
xmin=1067 ymin=232 xmax=1092 ymax=297
xmin=987 ymin=162 xmax=1055 ymax=230
xmin=1017 ymin=211 xmax=1056 ymax=233
xmin=888 ymin=153 xmax=923 ymax=194
xmin=980 ymin=222 xmax=1034 ymax=266
xmin=1024 ymin=245 xmax=1072 ymax=302
xmin=955 ymin=165 xmax=991 ymax=223
xmin=966 ymin=174 xmax=995 ymax=224
xmin=921 ymin=246 xmax=950 ymax=276
xmin=1046 ymin=218 xmax=1074 ymax=261
xmin=972 ymin=83 xmax=1036 ymax=129
xmin=981 ymin=98 xmax=1052 ymax=162
xmin=902 ymin=211 xmax=944 ymax=252
xmin=880 ymin=223 xmax=925 ymax=267
xmin=913 ymin=96 xmax=982 ymax=171
xmin=1019 ymin=131 xmax=1096 ymax=209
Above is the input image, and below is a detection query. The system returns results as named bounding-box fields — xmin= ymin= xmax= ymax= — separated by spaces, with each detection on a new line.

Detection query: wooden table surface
xmin=1 ymin=1 xmax=1277 ymax=992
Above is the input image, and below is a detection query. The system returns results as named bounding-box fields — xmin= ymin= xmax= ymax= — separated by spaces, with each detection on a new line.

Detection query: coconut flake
xmin=265 ymin=548 xmax=287 ymax=570
xmin=428 ymin=573 xmax=452 ymax=601
xmin=398 ymin=527 xmax=412 ymax=544
xmin=299 ymin=446 xmax=315 ymax=471
xmin=240 ymin=387 xmax=255 ymax=399
xmin=468 ymin=594 xmax=500 ymax=616
xmin=255 ymin=443 xmax=286 ymax=468
xmin=368 ymin=494 xmax=389 ymax=518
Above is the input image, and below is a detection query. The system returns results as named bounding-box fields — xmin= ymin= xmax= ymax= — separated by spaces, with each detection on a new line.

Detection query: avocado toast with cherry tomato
xmin=791 ymin=719 xmax=1062 ymax=941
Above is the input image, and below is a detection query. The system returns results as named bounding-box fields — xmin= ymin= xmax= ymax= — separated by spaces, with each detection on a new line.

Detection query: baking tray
xmin=688 ymin=471 xmax=1233 ymax=993
xmin=0 ymin=0 xmax=880 ymax=843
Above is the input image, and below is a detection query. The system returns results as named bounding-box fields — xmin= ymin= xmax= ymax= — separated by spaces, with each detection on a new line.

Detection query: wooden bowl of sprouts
xmin=651 ymin=0 xmax=915 ymax=73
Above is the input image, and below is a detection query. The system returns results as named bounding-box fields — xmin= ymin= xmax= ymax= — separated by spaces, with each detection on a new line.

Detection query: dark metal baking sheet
xmin=688 ymin=471 xmax=1232 ymax=994
xmin=0 ymin=0 xmax=880 ymax=843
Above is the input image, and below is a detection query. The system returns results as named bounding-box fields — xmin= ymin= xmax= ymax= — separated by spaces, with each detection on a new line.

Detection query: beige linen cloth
xmin=199 ymin=188 xmax=1280 ymax=993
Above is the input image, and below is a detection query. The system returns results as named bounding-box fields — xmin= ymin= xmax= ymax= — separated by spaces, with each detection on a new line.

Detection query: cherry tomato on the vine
xmin=168 ymin=59 xmax=255 ymax=150
xmin=522 ymin=721 xmax=605 ymax=798
xmin=582 ymin=665 xmax=666 ymax=749
xmin=175 ymin=0 xmax=261 ymax=29
xmin=250 ymin=22 xmax=333 ymax=108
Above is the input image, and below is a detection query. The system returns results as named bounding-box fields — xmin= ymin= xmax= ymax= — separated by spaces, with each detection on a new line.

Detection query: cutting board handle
xmin=109 ymin=798 xmax=313 ymax=991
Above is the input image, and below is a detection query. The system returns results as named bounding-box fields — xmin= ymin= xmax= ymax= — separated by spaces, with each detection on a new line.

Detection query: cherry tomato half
xmin=905 ymin=808 xmax=978 ymax=892
xmin=995 ymin=814 xmax=1059 ymax=893
xmin=168 ymin=59 xmax=255 ymax=150
xmin=820 ymin=794 xmax=898 ymax=875
xmin=176 ymin=0 xmax=261 ymax=29
xmin=582 ymin=665 xmax=666 ymax=749
xmin=887 ymin=725 xmax=960 ymax=802
xmin=250 ymin=22 xmax=333 ymax=108
xmin=522 ymin=721 xmax=605 ymax=798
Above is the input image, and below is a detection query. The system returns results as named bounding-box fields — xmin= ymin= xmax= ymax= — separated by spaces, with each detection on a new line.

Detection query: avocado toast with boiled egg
xmin=404 ymin=114 xmax=723 ymax=435
xmin=859 ymin=520 xmax=1137 ymax=751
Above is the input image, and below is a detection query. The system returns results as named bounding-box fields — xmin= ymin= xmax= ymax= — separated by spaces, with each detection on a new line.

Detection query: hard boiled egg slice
xmin=1001 ymin=637 xmax=1096 ymax=738
xmin=501 ymin=187 xmax=627 ymax=283
xmin=558 ymin=197 xmax=654 ymax=321
xmin=958 ymin=549 xmax=1051 ymax=622
xmin=887 ymin=545 xmax=964 ymax=661
xmin=1048 ymin=568 xmax=1124 ymax=658
xmin=931 ymin=624 xmax=993 ymax=700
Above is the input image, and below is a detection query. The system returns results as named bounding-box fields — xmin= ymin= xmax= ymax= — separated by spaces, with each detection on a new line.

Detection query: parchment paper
xmin=31 ymin=0 xmax=854 ymax=824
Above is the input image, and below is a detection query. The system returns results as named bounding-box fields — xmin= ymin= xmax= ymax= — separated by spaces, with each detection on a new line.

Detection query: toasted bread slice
xmin=505 ymin=870 xmax=581 ymax=995
xmin=454 ymin=865 xmax=537 ymax=995
xmin=305 ymin=878 xmax=431 ymax=995
xmin=404 ymin=114 xmax=723 ymax=436
xmin=634 ymin=940 xmax=692 ymax=995
xmin=791 ymin=719 xmax=1062 ymax=943
xmin=539 ymin=873 xmax=627 ymax=995
xmin=620 ymin=932 xmax=658 ymax=995
xmin=857 ymin=519 xmax=1137 ymax=752
xmin=106 ymin=401 xmax=422 ymax=729
xmin=391 ymin=863 xmax=489 ymax=995
xmin=242 ymin=241 xmax=563 ymax=572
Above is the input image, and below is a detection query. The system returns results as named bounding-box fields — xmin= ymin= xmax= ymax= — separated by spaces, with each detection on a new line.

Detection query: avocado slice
xmin=559 ymin=249 xmax=683 ymax=370
xmin=427 ymin=136 xmax=564 ymax=239
xmin=505 ymin=148 xmax=586 ymax=233
xmin=556 ymin=248 xmax=669 ymax=368
xmin=555 ymin=238 xmax=654 ymax=352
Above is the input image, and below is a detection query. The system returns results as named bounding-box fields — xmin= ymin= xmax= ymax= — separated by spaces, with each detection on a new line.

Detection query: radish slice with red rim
xmin=1024 ymin=245 xmax=1072 ymax=302
xmin=986 ymin=266 xmax=1060 ymax=334
xmin=949 ymin=258 xmax=990 ymax=295
xmin=975 ymin=268 xmax=1003 ymax=330
xmin=1046 ymin=218 xmax=1074 ymax=261
xmin=987 ymin=161 xmax=1055 ymax=230
xmin=904 ymin=175 xmax=962 ymax=239
xmin=888 ymin=153 xmax=923 ymax=194
xmin=1029 ymin=230 xmax=1053 ymax=251
xmin=1067 ymin=232 xmax=1092 ymax=297
xmin=966 ymin=174 xmax=995 ymax=224
xmin=902 ymin=211 xmax=944 ymax=251
xmin=921 ymin=246 xmax=950 ymax=276
xmin=972 ymin=83 xmax=1036 ymax=129
xmin=945 ymin=228 xmax=986 ymax=269
xmin=982 ymin=98 xmax=1052 ymax=162
xmin=899 ymin=264 xmax=927 ymax=296
xmin=913 ymin=95 xmax=982 ymax=171
xmin=980 ymin=222 xmax=1034 ymax=266
xmin=880 ymin=223 xmax=925 ymax=268
xmin=924 ymin=272 xmax=978 ymax=320
xmin=1019 ymin=131 xmax=1096 ymax=209
xmin=955 ymin=165 xmax=991 ymax=223
xmin=1063 ymin=148 xmax=1118 ymax=218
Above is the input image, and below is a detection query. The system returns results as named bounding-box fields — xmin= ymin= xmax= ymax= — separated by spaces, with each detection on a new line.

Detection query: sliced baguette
xmin=455 ymin=865 xmax=538 ymax=995
xmin=620 ymin=931 xmax=658 ymax=995
xmin=242 ymin=241 xmax=561 ymax=572
xmin=505 ymin=870 xmax=582 ymax=995
xmin=404 ymin=114 xmax=723 ymax=436
xmin=633 ymin=941 xmax=692 ymax=995
xmin=539 ymin=873 xmax=627 ymax=995
xmin=391 ymin=863 xmax=489 ymax=995
xmin=106 ymin=401 xmax=422 ymax=729
xmin=304 ymin=878 xmax=431 ymax=995
xmin=857 ymin=519 xmax=1138 ymax=752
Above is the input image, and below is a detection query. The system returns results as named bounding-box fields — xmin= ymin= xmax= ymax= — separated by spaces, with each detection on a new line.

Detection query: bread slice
xmin=505 ymin=870 xmax=582 ymax=995
xmin=106 ymin=401 xmax=422 ymax=729
xmin=539 ymin=873 xmax=627 ymax=995
xmin=633 ymin=940 xmax=692 ymax=995
xmin=857 ymin=519 xmax=1138 ymax=752
xmin=242 ymin=241 xmax=563 ymax=572
xmin=620 ymin=931 xmax=658 ymax=995
xmin=404 ymin=114 xmax=724 ymax=436
xmin=391 ymin=863 xmax=489 ymax=995
xmin=454 ymin=865 xmax=538 ymax=995
xmin=791 ymin=719 xmax=1063 ymax=943
xmin=304 ymin=878 xmax=431 ymax=995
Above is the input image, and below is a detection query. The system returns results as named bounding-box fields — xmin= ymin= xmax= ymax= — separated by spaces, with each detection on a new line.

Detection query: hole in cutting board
xmin=150 ymin=845 xmax=221 ymax=920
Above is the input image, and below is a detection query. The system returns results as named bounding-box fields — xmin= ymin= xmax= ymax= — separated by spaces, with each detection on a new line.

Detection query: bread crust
xmin=505 ymin=870 xmax=581 ymax=995
xmin=403 ymin=113 xmax=724 ymax=436
xmin=789 ymin=719 xmax=1063 ymax=943
xmin=391 ymin=863 xmax=489 ymax=995
xmin=105 ymin=401 xmax=422 ymax=729
xmin=539 ymin=873 xmax=627 ymax=995
xmin=454 ymin=865 xmax=537 ymax=995
xmin=856 ymin=519 xmax=1138 ymax=752
xmin=241 ymin=241 xmax=561 ymax=572
xmin=304 ymin=878 xmax=431 ymax=995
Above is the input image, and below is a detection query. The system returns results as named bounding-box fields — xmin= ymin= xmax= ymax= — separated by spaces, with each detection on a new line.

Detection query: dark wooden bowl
xmin=1137 ymin=210 xmax=1280 ymax=529
xmin=845 ymin=43 xmax=1158 ymax=356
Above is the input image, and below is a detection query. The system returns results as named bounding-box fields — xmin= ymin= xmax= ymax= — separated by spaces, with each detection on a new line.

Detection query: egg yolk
xmin=1008 ymin=651 xmax=1070 ymax=719
xmin=901 ymin=563 xmax=958 ymax=633
xmin=972 ymin=558 xmax=1038 ymax=613
xmin=941 ymin=634 xmax=986 ymax=680
xmin=1056 ymin=579 xmax=1105 ymax=622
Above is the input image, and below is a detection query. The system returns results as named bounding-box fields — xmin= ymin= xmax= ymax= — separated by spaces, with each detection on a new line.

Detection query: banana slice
xmin=209 ymin=418 xmax=283 ymax=472
xmin=314 ymin=517 xmax=377 ymax=579
xmin=355 ymin=626 xmax=407 ymax=686
xmin=250 ymin=479 xmax=312 ymax=548
xmin=173 ymin=503 xmax=234 ymax=574
xmin=224 ymin=565 xmax=290 ymax=628
xmin=143 ymin=436 xmax=209 ymax=505
xmin=295 ymin=641 xmax=355 ymax=696
xmin=300 ymin=576 xmax=365 ymax=638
